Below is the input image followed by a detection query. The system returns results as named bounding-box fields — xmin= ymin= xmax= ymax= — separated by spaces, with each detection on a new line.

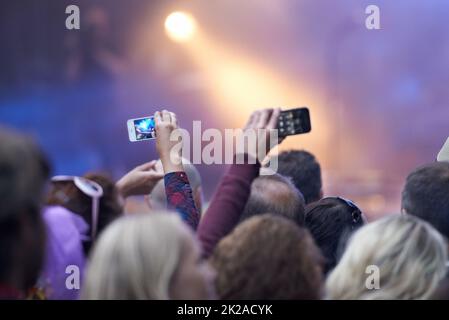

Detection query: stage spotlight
xmin=165 ymin=11 xmax=197 ymax=43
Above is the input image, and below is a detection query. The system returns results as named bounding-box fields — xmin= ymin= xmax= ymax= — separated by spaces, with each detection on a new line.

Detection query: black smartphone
xmin=277 ymin=107 xmax=311 ymax=137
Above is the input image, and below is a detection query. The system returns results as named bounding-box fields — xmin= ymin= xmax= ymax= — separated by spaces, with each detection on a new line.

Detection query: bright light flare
xmin=165 ymin=11 xmax=197 ymax=43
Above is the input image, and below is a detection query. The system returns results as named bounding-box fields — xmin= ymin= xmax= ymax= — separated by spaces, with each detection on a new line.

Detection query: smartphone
xmin=437 ymin=137 xmax=449 ymax=162
xmin=277 ymin=107 xmax=311 ymax=137
xmin=127 ymin=116 xmax=156 ymax=142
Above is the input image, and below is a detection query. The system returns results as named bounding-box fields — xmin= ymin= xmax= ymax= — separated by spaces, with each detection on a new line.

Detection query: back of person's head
xmin=0 ymin=128 xmax=50 ymax=294
xmin=210 ymin=214 xmax=323 ymax=299
xmin=240 ymin=174 xmax=305 ymax=225
xmin=402 ymin=162 xmax=449 ymax=240
xmin=269 ymin=150 xmax=322 ymax=204
xmin=431 ymin=278 xmax=449 ymax=300
xmin=46 ymin=173 xmax=123 ymax=255
xmin=82 ymin=212 xmax=215 ymax=300
xmin=305 ymin=197 xmax=365 ymax=274
xmin=326 ymin=215 xmax=447 ymax=300
xmin=147 ymin=159 xmax=203 ymax=213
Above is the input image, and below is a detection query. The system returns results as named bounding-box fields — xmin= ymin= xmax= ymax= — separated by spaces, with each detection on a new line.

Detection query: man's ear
xmin=401 ymin=208 xmax=407 ymax=215
xmin=319 ymin=189 xmax=324 ymax=199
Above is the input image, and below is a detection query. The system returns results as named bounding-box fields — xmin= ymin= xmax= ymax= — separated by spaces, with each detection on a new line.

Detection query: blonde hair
xmin=326 ymin=214 xmax=447 ymax=300
xmin=81 ymin=212 xmax=188 ymax=299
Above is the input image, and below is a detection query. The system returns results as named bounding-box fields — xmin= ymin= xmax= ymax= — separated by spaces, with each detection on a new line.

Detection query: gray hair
xmin=326 ymin=214 xmax=448 ymax=300
xmin=82 ymin=212 xmax=188 ymax=299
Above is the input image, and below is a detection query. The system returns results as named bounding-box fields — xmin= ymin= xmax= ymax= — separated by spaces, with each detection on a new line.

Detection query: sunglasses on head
xmin=51 ymin=175 xmax=104 ymax=240
xmin=327 ymin=196 xmax=363 ymax=229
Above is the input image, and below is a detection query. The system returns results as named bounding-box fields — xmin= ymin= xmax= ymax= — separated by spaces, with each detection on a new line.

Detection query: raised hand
xmin=154 ymin=110 xmax=183 ymax=173
xmin=238 ymin=108 xmax=282 ymax=163
xmin=116 ymin=160 xmax=164 ymax=198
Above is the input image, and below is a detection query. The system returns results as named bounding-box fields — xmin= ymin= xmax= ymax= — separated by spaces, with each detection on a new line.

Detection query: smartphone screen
xmin=128 ymin=116 xmax=156 ymax=141
xmin=278 ymin=107 xmax=311 ymax=137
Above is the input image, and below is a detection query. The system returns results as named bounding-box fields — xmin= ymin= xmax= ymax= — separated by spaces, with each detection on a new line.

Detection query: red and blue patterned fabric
xmin=164 ymin=171 xmax=200 ymax=231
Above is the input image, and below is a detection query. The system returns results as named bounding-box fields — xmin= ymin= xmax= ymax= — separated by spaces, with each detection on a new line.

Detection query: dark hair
xmin=0 ymin=128 xmax=50 ymax=292
xmin=46 ymin=172 xmax=123 ymax=255
xmin=402 ymin=162 xmax=449 ymax=240
xmin=271 ymin=150 xmax=322 ymax=204
xmin=240 ymin=174 xmax=305 ymax=226
xmin=305 ymin=197 xmax=364 ymax=274
xmin=210 ymin=214 xmax=323 ymax=299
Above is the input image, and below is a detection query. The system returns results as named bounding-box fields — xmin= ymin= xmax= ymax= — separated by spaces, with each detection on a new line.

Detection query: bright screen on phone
xmin=134 ymin=117 xmax=156 ymax=140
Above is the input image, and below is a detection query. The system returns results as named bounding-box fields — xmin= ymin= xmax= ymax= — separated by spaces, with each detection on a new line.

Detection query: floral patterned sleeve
xmin=164 ymin=171 xmax=200 ymax=231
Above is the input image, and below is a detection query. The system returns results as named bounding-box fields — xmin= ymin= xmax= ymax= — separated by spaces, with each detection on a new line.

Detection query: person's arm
xmin=198 ymin=158 xmax=260 ymax=258
xmin=198 ymin=108 xmax=281 ymax=258
xmin=164 ymin=171 xmax=200 ymax=230
xmin=154 ymin=110 xmax=200 ymax=230
xmin=115 ymin=160 xmax=164 ymax=199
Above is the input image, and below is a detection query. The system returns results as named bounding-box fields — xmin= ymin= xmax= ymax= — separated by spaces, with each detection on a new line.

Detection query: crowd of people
xmin=1 ymin=108 xmax=449 ymax=300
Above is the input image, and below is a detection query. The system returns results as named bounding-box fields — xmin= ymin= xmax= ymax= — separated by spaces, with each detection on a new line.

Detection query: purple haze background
xmin=1 ymin=0 xmax=448 ymax=217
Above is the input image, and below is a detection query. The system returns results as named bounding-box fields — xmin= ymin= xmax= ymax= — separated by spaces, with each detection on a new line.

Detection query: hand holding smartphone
xmin=128 ymin=110 xmax=183 ymax=172
xmin=127 ymin=116 xmax=156 ymax=142
xmin=277 ymin=107 xmax=311 ymax=138
xmin=127 ymin=107 xmax=312 ymax=142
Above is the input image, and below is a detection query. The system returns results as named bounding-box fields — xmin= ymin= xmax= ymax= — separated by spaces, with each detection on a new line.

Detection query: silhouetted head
xmin=402 ymin=162 xmax=449 ymax=240
xmin=305 ymin=197 xmax=365 ymax=274
xmin=269 ymin=150 xmax=322 ymax=204
xmin=0 ymin=128 xmax=50 ymax=295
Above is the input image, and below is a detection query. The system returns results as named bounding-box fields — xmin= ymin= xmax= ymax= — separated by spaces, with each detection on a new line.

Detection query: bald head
xmin=240 ymin=174 xmax=305 ymax=226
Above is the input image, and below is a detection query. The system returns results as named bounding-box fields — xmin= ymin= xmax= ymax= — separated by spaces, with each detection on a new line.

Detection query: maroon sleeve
xmin=198 ymin=160 xmax=260 ymax=258
xmin=164 ymin=171 xmax=200 ymax=231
